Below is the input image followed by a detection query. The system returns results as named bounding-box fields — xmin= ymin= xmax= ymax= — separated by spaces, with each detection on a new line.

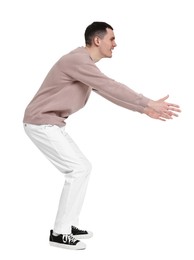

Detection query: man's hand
xmin=144 ymin=107 xmax=173 ymax=121
xmin=147 ymin=95 xmax=181 ymax=119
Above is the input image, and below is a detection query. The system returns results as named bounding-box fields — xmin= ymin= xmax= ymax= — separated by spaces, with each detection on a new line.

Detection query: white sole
xmin=74 ymin=232 xmax=93 ymax=240
xmin=49 ymin=241 xmax=86 ymax=250
xmin=74 ymin=234 xmax=93 ymax=239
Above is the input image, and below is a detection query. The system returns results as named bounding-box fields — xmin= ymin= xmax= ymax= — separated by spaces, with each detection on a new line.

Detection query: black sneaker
xmin=71 ymin=226 xmax=93 ymax=239
xmin=49 ymin=230 xmax=86 ymax=250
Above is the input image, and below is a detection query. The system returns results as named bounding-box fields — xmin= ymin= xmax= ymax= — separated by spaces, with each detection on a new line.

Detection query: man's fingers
xmin=158 ymin=117 xmax=166 ymax=121
xmin=167 ymin=103 xmax=181 ymax=109
xmin=158 ymin=94 xmax=169 ymax=102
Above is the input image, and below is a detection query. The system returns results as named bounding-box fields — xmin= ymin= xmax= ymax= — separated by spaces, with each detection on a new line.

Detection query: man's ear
xmin=93 ymin=36 xmax=101 ymax=46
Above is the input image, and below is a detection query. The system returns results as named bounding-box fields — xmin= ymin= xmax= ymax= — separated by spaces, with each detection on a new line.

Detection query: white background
xmin=0 ymin=0 xmax=194 ymax=259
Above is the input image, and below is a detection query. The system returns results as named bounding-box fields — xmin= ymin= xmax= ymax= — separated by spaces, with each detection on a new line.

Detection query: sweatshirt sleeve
xmin=93 ymin=89 xmax=145 ymax=113
xmin=63 ymin=51 xmax=151 ymax=108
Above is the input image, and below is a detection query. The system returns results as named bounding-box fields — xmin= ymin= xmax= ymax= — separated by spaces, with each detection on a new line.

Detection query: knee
xmin=78 ymin=159 xmax=92 ymax=176
xmin=86 ymin=160 xmax=92 ymax=175
xmin=67 ymin=159 xmax=92 ymax=178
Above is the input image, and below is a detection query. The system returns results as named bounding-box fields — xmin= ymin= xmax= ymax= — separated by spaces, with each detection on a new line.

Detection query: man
xmin=23 ymin=21 xmax=181 ymax=250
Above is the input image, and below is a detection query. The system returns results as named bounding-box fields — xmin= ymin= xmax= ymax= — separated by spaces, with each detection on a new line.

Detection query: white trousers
xmin=24 ymin=123 xmax=92 ymax=234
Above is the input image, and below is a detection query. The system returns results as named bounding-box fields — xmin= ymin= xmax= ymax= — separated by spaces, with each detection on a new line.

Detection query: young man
xmin=23 ymin=21 xmax=181 ymax=250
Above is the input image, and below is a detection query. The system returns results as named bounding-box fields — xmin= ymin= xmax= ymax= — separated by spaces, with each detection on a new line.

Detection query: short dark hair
xmin=84 ymin=21 xmax=113 ymax=46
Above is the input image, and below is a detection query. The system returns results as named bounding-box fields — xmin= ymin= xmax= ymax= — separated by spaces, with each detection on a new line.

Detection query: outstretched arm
xmin=94 ymin=90 xmax=181 ymax=121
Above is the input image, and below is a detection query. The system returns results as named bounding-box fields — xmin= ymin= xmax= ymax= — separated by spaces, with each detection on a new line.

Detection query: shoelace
xmin=62 ymin=234 xmax=78 ymax=244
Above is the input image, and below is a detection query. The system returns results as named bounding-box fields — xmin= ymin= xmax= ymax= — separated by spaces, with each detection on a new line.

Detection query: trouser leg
xmin=24 ymin=124 xmax=92 ymax=234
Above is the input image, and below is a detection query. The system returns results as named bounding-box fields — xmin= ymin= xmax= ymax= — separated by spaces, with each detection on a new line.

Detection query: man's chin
xmin=106 ymin=54 xmax=112 ymax=58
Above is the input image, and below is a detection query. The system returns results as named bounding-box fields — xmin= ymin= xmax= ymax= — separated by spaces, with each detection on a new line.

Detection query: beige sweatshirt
xmin=23 ymin=47 xmax=151 ymax=126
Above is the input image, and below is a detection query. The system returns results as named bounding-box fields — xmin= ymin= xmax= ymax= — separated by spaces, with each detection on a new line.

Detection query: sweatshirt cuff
xmin=139 ymin=95 xmax=151 ymax=107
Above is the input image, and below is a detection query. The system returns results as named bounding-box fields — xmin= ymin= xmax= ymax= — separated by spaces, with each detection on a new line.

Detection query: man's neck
xmin=84 ymin=46 xmax=102 ymax=63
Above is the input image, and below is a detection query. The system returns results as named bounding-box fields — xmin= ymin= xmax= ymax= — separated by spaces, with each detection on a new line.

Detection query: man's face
xmin=98 ymin=28 xmax=117 ymax=58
